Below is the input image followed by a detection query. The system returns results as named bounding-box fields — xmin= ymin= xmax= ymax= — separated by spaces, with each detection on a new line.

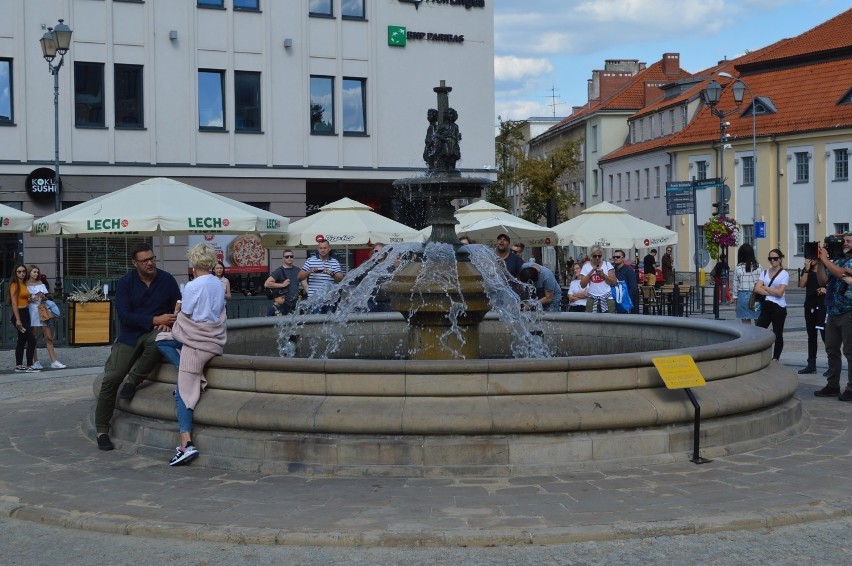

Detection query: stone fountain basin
xmin=103 ymin=314 xmax=802 ymax=476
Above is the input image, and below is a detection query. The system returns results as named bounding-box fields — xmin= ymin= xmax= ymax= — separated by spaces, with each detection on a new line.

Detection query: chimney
xmin=598 ymin=71 xmax=633 ymax=101
xmin=662 ymin=53 xmax=680 ymax=76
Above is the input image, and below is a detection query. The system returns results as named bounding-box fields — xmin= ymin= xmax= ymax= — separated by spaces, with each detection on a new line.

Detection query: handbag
xmin=38 ymin=302 xmax=54 ymax=322
xmin=611 ymin=280 xmax=633 ymax=313
xmin=46 ymin=299 xmax=61 ymax=318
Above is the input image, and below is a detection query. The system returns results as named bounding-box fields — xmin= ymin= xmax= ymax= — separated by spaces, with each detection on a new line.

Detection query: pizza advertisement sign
xmin=187 ymin=234 xmax=269 ymax=274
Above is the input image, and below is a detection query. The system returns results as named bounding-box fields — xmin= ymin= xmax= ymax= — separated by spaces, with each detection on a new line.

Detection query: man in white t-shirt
xmin=580 ymin=245 xmax=617 ymax=312
xmin=299 ymin=238 xmax=344 ymax=313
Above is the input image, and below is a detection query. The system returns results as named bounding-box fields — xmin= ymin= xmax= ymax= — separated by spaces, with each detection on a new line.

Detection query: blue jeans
xmin=157 ymin=339 xmax=193 ymax=434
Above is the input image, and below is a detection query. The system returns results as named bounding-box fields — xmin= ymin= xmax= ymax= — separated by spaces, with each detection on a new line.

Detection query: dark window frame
xmin=198 ymin=69 xmax=226 ymax=132
xmin=341 ymin=0 xmax=365 ymax=19
xmin=234 ymin=0 xmax=260 ymax=11
xmin=197 ymin=0 xmax=225 ymax=8
xmin=234 ymin=70 xmax=262 ymax=133
xmin=309 ymin=0 xmax=333 ymax=17
xmin=74 ymin=61 xmax=106 ymax=128
xmin=0 ymin=58 xmax=13 ymax=125
xmin=309 ymin=75 xmax=335 ymax=135
xmin=114 ymin=63 xmax=144 ymax=129
xmin=342 ymin=77 xmax=366 ymax=136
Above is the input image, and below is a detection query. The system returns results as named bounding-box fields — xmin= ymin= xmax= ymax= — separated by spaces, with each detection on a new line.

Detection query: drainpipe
xmin=773 ymin=136 xmax=782 ymax=250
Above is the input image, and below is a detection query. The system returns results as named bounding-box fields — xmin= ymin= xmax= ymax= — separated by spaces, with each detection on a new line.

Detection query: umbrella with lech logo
xmin=31 ymin=178 xmax=288 ymax=237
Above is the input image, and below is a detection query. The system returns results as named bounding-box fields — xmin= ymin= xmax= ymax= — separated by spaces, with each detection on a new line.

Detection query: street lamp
xmin=40 ymin=19 xmax=72 ymax=297
xmin=718 ymin=72 xmax=758 ymax=230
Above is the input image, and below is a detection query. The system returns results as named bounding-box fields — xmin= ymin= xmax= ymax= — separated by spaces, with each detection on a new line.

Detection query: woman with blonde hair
xmin=26 ymin=265 xmax=66 ymax=369
xmin=754 ymin=248 xmax=789 ymax=361
xmin=156 ymin=243 xmax=226 ymax=466
xmin=8 ymin=263 xmax=38 ymax=372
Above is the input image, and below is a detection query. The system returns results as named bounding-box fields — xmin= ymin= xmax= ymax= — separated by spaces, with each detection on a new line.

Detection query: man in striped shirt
xmin=299 ymin=239 xmax=344 ymax=312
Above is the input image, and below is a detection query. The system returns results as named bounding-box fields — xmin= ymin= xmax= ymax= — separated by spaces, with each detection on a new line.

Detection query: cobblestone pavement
xmin=3 ymin=290 xmax=852 ymax=563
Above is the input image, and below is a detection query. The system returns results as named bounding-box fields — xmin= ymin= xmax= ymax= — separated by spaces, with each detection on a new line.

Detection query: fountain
xmin=99 ymin=84 xmax=803 ymax=477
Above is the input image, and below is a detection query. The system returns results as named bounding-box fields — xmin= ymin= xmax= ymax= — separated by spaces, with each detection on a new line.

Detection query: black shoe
xmin=118 ymin=382 xmax=137 ymax=402
xmin=839 ymin=390 xmax=852 ymax=402
xmin=798 ymin=365 xmax=816 ymax=375
xmin=97 ymin=434 xmax=114 ymax=451
xmin=814 ymin=385 xmax=841 ymax=397
xmin=824 ymin=370 xmax=831 ymax=377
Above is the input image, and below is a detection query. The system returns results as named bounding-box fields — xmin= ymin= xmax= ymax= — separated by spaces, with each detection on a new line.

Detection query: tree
xmin=487 ymin=119 xmax=526 ymax=210
xmin=517 ymin=140 xmax=581 ymax=225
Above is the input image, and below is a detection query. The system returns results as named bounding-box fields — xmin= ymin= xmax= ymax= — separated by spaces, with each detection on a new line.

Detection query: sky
xmin=494 ymin=0 xmax=852 ymax=124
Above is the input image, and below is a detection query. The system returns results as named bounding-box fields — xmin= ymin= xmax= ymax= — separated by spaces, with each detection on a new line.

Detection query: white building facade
xmin=0 ymin=0 xmax=494 ymax=283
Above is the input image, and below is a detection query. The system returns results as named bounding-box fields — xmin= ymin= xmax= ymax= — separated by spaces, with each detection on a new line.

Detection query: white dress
xmin=27 ymin=283 xmax=48 ymax=328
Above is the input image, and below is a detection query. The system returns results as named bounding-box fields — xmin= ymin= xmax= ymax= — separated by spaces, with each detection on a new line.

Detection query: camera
xmin=805 ymin=235 xmax=847 ymax=261
xmin=824 ymin=235 xmax=846 ymax=260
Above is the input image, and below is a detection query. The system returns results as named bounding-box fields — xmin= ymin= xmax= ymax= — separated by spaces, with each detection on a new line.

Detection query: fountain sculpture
xmin=99 ymin=83 xmax=803 ymax=477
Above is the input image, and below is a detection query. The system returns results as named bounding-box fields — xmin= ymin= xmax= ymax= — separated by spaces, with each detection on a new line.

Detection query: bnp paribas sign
xmin=398 ymin=0 xmax=485 ymax=10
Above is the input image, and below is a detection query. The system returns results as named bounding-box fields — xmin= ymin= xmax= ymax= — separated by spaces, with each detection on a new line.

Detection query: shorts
xmin=736 ymin=292 xmax=760 ymax=320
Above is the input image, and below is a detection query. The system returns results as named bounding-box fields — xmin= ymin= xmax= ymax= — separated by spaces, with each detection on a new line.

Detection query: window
xmin=0 ymin=58 xmax=12 ymax=124
xmin=695 ymin=226 xmax=706 ymax=255
xmin=835 ymin=148 xmax=849 ymax=180
xmin=625 ymin=172 xmax=631 ymax=200
xmin=835 ymin=223 xmax=849 ymax=235
xmin=681 ymin=106 xmax=687 ymax=128
xmin=310 ymin=75 xmax=334 ymax=134
xmin=697 ymin=161 xmax=708 ymax=180
xmin=235 ymin=71 xmax=261 ymax=132
xmin=665 ymin=164 xmax=672 ymax=184
xmin=795 ymin=152 xmax=809 ymax=182
xmin=608 ymin=174 xmax=613 ymax=201
xmin=342 ymin=77 xmax=366 ymax=134
xmin=635 ymin=169 xmax=640 ymax=199
xmin=591 ymin=125 xmax=598 ymax=153
xmin=234 ymin=0 xmax=259 ymax=10
xmin=742 ymin=156 xmax=754 ymax=185
xmin=644 ymin=169 xmax=650 ymax=198
xmin=309 ymin=0 xmax=332 ymax=16
xmin=197 ymin=0 xmax=224 ymax=7
xmin=795 ymin=223 xmax=809 ymax=255
xmin=593 ymin=170 xmax=599 ymax=196
xmin=114 ymin=64 xmax=143 ymax=128
xmin=342 ymin=0 xmax=365 ymax=18
xmin=198 ymin=69 xmax=225 ymax=130
xmin=654 ymin=166 xmax=661 ymax=197
xmin=617 ymin=173 xmax=622 ymax=201
xmin=742 ymin=224 xmax=755 ymax=249
xmin=74 ymin=62 xmax=105 ymax=127
xmin=630 ymin=122 xmax=635 ymax=144
xmin=669 ymin=109 xmax=675 ymax=134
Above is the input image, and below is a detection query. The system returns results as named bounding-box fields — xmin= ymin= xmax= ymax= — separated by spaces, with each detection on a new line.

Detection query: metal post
xmin=52 ymin=68 xmax=62 ymax=297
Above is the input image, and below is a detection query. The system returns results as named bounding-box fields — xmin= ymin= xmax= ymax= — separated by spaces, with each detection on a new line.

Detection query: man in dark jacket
xmin=612 ymin=249 xmax=639 ymax=313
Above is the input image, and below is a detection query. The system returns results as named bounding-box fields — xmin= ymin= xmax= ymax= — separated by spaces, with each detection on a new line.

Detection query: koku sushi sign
xmin=26 ymin=168 xmax=61 ymax=203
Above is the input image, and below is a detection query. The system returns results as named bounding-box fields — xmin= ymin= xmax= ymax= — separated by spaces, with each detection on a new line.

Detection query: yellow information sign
xmin=653 ymin=355 xmax=706 ymax=389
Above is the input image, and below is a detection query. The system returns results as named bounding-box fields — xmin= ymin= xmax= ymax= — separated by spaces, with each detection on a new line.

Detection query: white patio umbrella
xmin=419 ymin=200 xmax=557 ymax=246
xmin=552 ymin=201 xmax=678 ymax=249
xmin=31 ymin=177 xmax=289 ymax=237
xmin=261 ymin=197 xmax=420 ymax=249
xmin=0 ymin=203 xmax=34 ymax=232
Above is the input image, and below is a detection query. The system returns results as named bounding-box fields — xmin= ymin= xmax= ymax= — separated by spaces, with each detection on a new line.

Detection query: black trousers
xmin=14 ymin=313 xmax=37 ymax=366
xmin=756 ymin=300 xmax=787 ymax=360
xmin=804 ymin=295 xmax=826 ymax=363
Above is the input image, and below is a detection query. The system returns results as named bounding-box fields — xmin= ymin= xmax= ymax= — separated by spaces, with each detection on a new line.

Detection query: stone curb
xmin=3 ymin=497 xmax=852 ymax=548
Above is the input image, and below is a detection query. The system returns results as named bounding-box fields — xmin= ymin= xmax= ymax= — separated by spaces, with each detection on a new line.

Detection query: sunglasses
xmin=134 ymin=255 xmax=156 ymax=264
xmin=16 ymin=269 xmax=26 ymax=273
xmin=283 ymin=255 xmax=294 ymax=259
xmin=592 ymin=254 xmax=602 ymax=258
xmin=373 ymin=249 xmax=382 ymax=254
xmin=612 ymin=255 xmax=623 ymax=259
xmin=768 ymin=256 xmax=781 ymax=261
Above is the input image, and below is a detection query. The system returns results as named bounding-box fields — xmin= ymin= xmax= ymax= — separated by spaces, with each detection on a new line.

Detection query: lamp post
xmin=718 ymin=72 xmax=758 ymax=234
xmin=703 ymin=78 xmax=745 ymax=319
xmin=40 ymin=19 xmax=72 ymax=297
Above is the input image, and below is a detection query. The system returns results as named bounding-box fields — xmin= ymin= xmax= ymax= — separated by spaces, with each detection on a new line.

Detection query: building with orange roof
xmin=600 ymin=7 xmax=852 ymax=273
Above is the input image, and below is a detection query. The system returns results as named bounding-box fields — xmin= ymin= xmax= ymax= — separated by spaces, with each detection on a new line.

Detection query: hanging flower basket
xmin=703 ymin=216 xmax=741 ymax=260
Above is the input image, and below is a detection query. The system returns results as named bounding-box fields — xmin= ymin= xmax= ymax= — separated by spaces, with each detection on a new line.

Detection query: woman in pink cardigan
xmin=156 ymin=243 xmax=227 ymax=466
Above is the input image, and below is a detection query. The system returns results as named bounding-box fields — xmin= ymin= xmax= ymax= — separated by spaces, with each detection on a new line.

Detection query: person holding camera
xmin=798 ymin=257 xmax=826 ymax=374
xmin=814 ymin=233 xmax=852 ymax=400
xmin=753 ymin=248 xmax=789 ymax=362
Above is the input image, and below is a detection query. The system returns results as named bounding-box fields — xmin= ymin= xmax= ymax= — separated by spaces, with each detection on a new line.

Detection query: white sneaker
xmin=51 ymin=360 xmax=67 ymax=369
xmin=32 ymin=361 xmax=43 ymax=370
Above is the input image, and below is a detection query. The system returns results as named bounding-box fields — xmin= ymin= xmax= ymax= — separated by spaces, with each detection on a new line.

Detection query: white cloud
xmin=494 ymin=56 xmax=553 ymax=82
xmin=495 ymin=100 xmax=554 ymax=123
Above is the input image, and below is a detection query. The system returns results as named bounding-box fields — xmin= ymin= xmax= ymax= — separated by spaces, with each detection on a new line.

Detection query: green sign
xmin=388 ymin=26 xmax=407 ymax=47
